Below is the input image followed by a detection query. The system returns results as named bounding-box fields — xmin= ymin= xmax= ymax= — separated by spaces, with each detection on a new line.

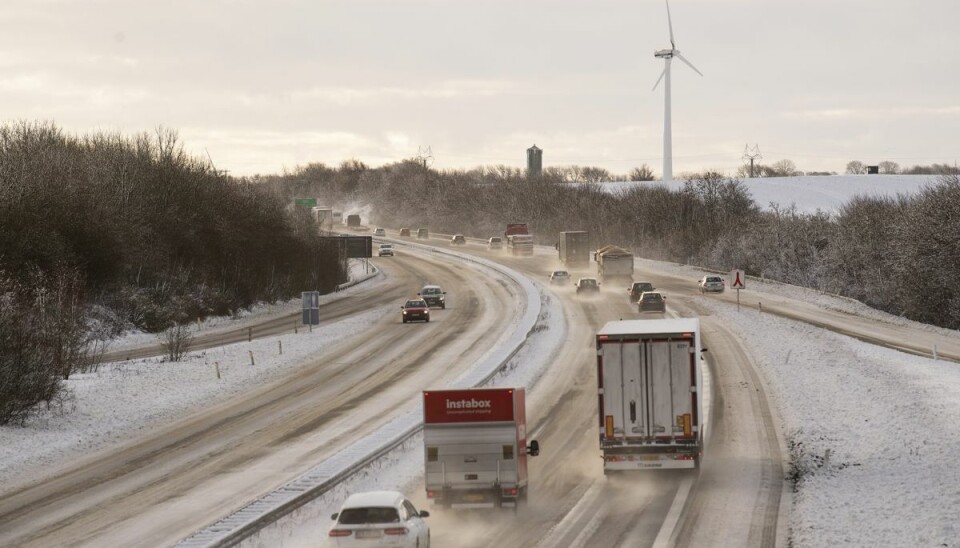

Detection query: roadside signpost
xmin=730 ymin=269 xmax=745 ymax=311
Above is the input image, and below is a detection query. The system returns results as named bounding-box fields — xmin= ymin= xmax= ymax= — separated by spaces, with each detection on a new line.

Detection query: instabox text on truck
xmin=596 ymin=318 xmax=704 ymax=471
xmin=423 ymin=388 xmax=539 ymax=509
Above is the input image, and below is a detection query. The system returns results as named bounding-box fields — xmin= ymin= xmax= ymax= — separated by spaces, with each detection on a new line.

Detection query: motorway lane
xmin=0 ymin=247 xmax=526 ymax=547
xmin=395 ymin=234 xmax=782 ymax=547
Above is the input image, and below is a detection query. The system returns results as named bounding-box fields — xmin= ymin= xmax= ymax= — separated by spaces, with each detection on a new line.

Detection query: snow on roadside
xmin=697 ymin=297 xmax=960 ymax=548
xmin=243 ymin=281 xmax=567 ymax=548
xmin=636 ymin=257 xmax=960 ymax=338
xmin=0 ymin=261 xmax=386 ymax=492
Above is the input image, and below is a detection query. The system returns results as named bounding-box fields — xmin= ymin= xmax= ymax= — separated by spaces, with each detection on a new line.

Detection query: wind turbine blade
xmin=675 ymin=52 xmax=703 ymax=76
xmin=652 ymin=66 xmax=666 ymax=91
xmin=666 ymin=0 xmax=675 ymax=49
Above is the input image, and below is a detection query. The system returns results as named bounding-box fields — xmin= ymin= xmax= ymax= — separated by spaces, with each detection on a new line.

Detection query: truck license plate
xmin=463 ymin=494 xmax=486 ymax=502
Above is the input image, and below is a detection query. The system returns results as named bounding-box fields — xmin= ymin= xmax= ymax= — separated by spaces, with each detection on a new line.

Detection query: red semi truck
xmin=423 ymin=388 xmax=539 ymax=509
xmin=504 ymin=223 xmax=534 ymax=256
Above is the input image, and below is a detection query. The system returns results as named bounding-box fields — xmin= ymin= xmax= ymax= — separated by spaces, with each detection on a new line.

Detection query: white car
xmin=378 ymin=244 xmax=395 ymax=257
xmin=698 ymin=275 xmax=725 ymax=293
xmin=328 ymin=491 xmax=430 ymax=548
xmin=549 ymin=270 xmax=571 ymax=285
xmin=374 ymin=227 xmax=386 ymax=237
xmin=488 ymin=236 xmax=503 ymax=249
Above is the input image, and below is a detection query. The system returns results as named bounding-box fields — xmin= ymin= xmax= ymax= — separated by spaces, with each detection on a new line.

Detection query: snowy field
xmin=0 ymin=260 xmax=386 ymax=490
xmin=590 ymin=174 xmax=939 ymax=213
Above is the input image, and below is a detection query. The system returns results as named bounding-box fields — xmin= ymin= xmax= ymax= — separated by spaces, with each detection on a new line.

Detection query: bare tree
xmin=770 ymin=159 xmax=799 ymax=177
xmin=878 ymin=161 xmax=900 ymax=174
xmin=160 ymin=323 xmax=194 ymax=362
xmin=845 ymin=161 xmax=866 ymax=174
xmin=629 ymin=164 xmax=656 ymax=181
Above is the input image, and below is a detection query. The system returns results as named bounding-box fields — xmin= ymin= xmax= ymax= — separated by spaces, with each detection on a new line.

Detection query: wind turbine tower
xmin=652 ymin=0 xmax=702 ymax=182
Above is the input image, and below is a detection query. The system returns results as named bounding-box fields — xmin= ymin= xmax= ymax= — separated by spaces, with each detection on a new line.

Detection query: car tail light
xmin=384 ymin=527 xmax=409 ymax=535
xmin=329 ymin=529 xmax=352 ymax=537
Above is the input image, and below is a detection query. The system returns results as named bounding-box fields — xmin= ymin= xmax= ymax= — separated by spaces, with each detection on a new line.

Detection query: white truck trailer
xmin=423 ymin=388 xmax=539 ymax=509
xmin=596 ymin=318 xmax=704 ymax=471
xmin=595 ymin=245 xmax=634 ymax=283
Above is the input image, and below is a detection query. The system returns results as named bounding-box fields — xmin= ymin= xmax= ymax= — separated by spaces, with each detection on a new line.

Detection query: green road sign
xmin=294 ymin=198 xmax=317 ymax=208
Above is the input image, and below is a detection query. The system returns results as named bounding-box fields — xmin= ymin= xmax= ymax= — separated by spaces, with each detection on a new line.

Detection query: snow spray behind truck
xmin=596 ymin=319 xmax=704 ymax=471
xmin=423 ymin=388 xmax=539 ymax=508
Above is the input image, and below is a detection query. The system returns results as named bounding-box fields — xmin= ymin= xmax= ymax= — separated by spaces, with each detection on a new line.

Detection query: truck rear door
xmin=602 ymin=338 xmax=694 ymax=440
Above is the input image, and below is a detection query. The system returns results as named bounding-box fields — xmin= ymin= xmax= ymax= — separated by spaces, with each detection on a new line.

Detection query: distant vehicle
xmin=628 ymin=281 xmax=655 ymax=303
xmin=333 ymin=211 xmax=344 ymax=225
xmin=596 ymin=245 xmax=634 ymax=283
xmin=423 ymin=388 xmax=539 ymax=509
xmin=399 ymin=228 xmax=411 ymax=237
xmin=328 ymin=490 xmax=430 ymax=547
xmin=698 ymin=275 xmax=725 ymax=294
xmin=451 ymin=234 xmax=466 ymax=245
xmin=401 ymin=299 xmax=430 ymax=323
xmin=374 ymin=227 xmax=386 ymax=236
xmin=378 ymin=244 xmax=395 ymax=257
xmin=488 ymin=237 xmax=503 ymax=249
xmin=312 ymin=207 xmax=334 ymax=232
xmin=559 ymin=231 xmax=590 ymax=266
xmin=505 ymin=223 xmax=533 ymax=256
xmin=417 ymin=228 xmax=429 ymax=240
xmin=418 ymin=285 xmax=446 ymax=309
xmin=597 ymin=319 xmax=704 ymax=471
xmin=637 ymin=291 xmax=666 ymax=313
xmin=575 ymin=277 xmax=600 ymax=294
xmin=346 ymin=214 xmax=361 ymax=227
xmin=549 ymin=270 xmax=571 ymax=285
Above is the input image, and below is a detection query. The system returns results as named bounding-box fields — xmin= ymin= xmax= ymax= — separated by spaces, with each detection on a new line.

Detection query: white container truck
xmin=312 ymin=207 xmax=334 ymax=232
xmin=595 ymin=245 xmax=634 ymax=283
xmin=596 ymin=318 xmax=704 ymax=471
xmin=423 ymin=388 xmax=539 ymax=509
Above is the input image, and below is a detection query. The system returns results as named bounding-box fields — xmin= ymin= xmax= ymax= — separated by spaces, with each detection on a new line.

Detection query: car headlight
xmin=403 ymin=310 xmax=408 ymax=314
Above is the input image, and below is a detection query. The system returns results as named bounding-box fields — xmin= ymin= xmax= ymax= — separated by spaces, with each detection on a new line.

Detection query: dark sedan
xmin=637 ymin=291 xmax=666 ymax=313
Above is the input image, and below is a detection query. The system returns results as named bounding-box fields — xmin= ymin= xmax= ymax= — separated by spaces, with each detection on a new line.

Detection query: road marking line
xmin=652 ymin=476 xmax=694 ymax=548
xmin=536 ymin=481 xmax=604 ymax=548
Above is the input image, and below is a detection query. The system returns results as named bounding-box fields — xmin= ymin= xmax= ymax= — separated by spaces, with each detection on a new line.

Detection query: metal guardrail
xmin=176 ymin=241 xmax=541 ymax=548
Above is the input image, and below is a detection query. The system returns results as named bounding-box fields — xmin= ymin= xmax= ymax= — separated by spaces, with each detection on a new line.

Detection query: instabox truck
xmin=423 ymin=388 xmax=539 ymax=509
xmin=596 ymin=318 xmax=704 ymax=471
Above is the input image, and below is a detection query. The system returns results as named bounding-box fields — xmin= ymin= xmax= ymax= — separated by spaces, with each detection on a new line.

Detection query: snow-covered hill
xmin=592 ymin=174 xmax=940 ymax=213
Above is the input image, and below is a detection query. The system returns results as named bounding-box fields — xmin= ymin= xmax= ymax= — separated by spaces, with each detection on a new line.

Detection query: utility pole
xmin=742 ymin=144 xmax=762 ymax=178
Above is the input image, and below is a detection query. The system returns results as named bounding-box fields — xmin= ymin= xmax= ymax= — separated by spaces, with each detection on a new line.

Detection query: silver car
xmin=698 ymin=275 xmax=725 ymax=293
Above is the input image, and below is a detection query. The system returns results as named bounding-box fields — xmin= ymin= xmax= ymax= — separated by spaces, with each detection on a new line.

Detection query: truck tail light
xmin=384 ymin=527 xmax=409 ymax=535
xmin=427 ymin=490 xmax=436 ymax=498
xmin=503 ymin=488 xmax=518 ymax=496
xmin=329 ymin=529 xmax=352 ymax=537
xmin=605 ymin=415 xmax=615 ymax=438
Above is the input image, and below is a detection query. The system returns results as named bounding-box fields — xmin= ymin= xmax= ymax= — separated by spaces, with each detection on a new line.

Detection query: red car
xmin=401 ymin=299 xmax=430 ymax=323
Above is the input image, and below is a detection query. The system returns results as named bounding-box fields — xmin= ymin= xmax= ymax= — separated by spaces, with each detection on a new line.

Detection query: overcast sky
xmin=2 ymin=0 xmax=958 ymax=177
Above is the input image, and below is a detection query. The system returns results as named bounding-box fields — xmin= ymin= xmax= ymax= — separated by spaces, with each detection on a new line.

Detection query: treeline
xmin=0 ymin=122 xmax=344 ymax=424
xmin=262 ymin=160 xmax=960 ymax=330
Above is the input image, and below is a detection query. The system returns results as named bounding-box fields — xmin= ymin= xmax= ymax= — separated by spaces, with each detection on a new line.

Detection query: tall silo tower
xmin=527 ymin=145 xmax=543 ymax=177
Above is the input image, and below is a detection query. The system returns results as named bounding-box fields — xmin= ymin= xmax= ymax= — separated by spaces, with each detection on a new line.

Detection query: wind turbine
xmin=652 ymin=0 xmax=702 ymax=182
